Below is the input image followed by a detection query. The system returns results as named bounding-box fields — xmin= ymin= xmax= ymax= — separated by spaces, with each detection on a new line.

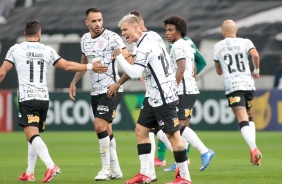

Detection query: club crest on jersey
xmin=229 ymin=96 xmax=241 ymax=105
xmin=97 ymin=40 xmax=105 ymax=49
xmin=173 ymin=118 xmax=179 ymax=127
xmin=27 ymin=115 xmax=40 ymax=123
xmin=185 ymin=109 xmax=193 ymax=117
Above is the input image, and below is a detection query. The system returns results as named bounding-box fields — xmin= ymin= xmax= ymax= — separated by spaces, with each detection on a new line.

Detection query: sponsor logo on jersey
xmin=173 ymin=118 xmax=179 ymax=127
xmin=27 ymin=115 xmax=40 ymax=123
xmin=185 ymin=109 xmax=193 ymax=117
xmin=229 ymin=96 xmax=241 ymax=105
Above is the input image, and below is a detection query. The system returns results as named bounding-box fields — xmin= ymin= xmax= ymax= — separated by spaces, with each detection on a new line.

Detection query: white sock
xmin=26 ymin=142 xmax=37 ymax=174
xmin=31 ymin=136 xmax=54 ymax=169
xmin=98 ymin=136 xmax=111 ymax=170
xmin=139 ymin=153 xmax=150 ymax=177
xmin=177 ymin=161 xmax=191 ymax=181
xmin=149 ymin=132 xmax=156 ymax=176
xmin=240 ymin=125 xmax=257 ymax=150
xmin=110 ymin=136 xmax=121 ymax=173
xmin=249 ymin=121 xmax=256 ymax=142
xmin=156 ymin=130 xmax=173 ymax=152
xmin=181 ymin=127 xmax=208 ymax=154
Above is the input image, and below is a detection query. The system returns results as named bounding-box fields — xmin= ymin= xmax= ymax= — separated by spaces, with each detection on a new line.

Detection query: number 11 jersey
xmin=213 ymin=37 xmax=256 ymax=95
xmin=5 ymin=41 xmax=61 ymax=102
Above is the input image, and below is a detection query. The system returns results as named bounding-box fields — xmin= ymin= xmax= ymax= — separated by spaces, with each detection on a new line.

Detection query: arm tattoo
xmin=72 ymin=54 xmax=87 ymax=84
xmin=117 ymin=73 xmax=130 ymax=85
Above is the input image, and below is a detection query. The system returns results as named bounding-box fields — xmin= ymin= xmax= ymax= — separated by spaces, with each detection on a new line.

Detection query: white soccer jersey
xmin=81 ymin=29 xmax=126 ymax=95
xmin=135 ymin=33 xmax=178 ymax=107
xmin=213 ymin=37 xmax=256 ymax=95
xmin=170 ymin=39 xmax=199 ymax=95
xmin=5 ymin=41 xmax=61 ymax=102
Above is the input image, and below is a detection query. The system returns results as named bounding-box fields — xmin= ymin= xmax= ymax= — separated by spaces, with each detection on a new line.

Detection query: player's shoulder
xmin=103 ymin=29 xmax=120 ymax=37
xmin=81 ymin=32 xmax=91 ymax=40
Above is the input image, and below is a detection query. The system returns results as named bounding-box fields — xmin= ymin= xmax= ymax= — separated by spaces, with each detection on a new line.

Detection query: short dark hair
xmin=25 ymin=20 xmax=41 ymax=36
xmin=86 ymin=7 xmax=101 ymax=17
xmin=129 ymin=10 xmax=142 ymax=20
xmin=163 ymin=15 xmax=187 ymax=37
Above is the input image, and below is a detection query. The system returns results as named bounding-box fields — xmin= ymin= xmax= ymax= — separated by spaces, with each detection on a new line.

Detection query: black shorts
xmin=18 ymin=100 xmax=49 ymax=132
xmin=177 ymin=94 xmax=198 ymax=120
xmin=137 ymin=97 xmax=179 ymax=133
xmin=226 ymin=90 xmax=254 ymax=109
xmin=91 ymin=93 xmax=122 ymax=123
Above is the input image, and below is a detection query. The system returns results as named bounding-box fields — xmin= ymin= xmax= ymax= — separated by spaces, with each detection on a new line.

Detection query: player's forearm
xmin=116 ymin=55 xmax=143 ymax=79
xmin=117 ymin=73 xmax=130 ymax=86
xmin=175 ymin=70 xmax=184 ymax=85
xmin=71 ymin=71 xmax=86 ymax=84
xmin=0 ymin=69 xmax=6 ymax=83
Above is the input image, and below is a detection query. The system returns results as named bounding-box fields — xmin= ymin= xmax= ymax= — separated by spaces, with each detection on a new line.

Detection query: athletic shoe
xmin=111 ymin=170 xmax=123 ymax=179
xmin=154 ymin=158 xmax=166 ymax=166
xmin=150 ymin=173 xmax=157 ymax=182
xmin=251 ymin=148 xmax=262 ymax=166
xmin=200 ymin=149 xmax=215 ymax=171
xmin=18 ymin=172 xmax=35 ymax=181
xmin=166 ymin=176 xmax=192 ymax=184
xmin=41 ymin=164 xmax=61 ymax=183
xmin=125 ymin=173 xmax=151 ymax=184
xmin=174 ymin=167 xmax=180 ymax=179
xmin=94 ymin=169 xmax=112 ymax=181
xmin=163 ymin=163 xmax=177 ymax=172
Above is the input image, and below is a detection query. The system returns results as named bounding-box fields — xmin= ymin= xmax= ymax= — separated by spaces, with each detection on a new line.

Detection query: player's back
xmin=214 ymin=37 xmax=255 ymax=94
xmin=5 ymin=41 xmax=60 ymax=101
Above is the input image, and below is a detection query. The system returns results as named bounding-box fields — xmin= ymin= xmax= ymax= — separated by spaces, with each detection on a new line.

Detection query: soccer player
xmin=157 ymin=18 xmax=207 ymax=170
xmin=213 ymin=20 xmax=262 ymax=165
xmin=114 ymin=14 xmax=192 ymax=184
xmin=68 ymin=7 xmax=130 ymax=180
xmin=161 ymin=15 xmax=215 ymax=172
xmin=0 ymin=20 xmax=107 ymax=183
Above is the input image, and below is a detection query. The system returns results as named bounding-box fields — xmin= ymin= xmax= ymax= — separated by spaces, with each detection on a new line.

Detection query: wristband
xmin=254 ymin=68 xmax=260 ymax=73
xmin=87 ymin=63 xmax=92 ymax=71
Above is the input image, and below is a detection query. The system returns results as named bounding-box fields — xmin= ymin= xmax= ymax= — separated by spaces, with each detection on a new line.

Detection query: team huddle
xmin=0 ymin=6 xmax=261 ymax=184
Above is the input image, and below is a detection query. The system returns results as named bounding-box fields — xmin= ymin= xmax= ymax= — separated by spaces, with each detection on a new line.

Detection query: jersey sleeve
xmin=213 ymin=44 xmax=220 ymax=62
xmin=172 ymin=42 xmax=186 ymax=62
xmin=134 ymin=45 xmax=151 ymax=67
xmin=114 ymin=33 xmax=126 ymax=49
xmin=47 ymin=46 xmax=61 ymax=65
xmin=5 ymin=44 xmax=18 ymax=64
xmin=245 ymin=38 xmax=255 ymax=53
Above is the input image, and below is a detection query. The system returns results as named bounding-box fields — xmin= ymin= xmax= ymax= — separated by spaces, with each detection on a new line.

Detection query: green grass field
xmin=0 ymin=131 xmax=281 ymax=184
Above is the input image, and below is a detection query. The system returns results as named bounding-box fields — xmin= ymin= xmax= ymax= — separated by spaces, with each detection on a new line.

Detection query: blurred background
xmin=0 ymin=0 xmax=282 ymax=132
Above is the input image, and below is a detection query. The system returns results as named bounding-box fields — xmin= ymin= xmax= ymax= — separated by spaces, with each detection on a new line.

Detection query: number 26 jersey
xmin=213 ymin=37 xmax=255 ymax=95
xmin=5 ymin=41 xmax=61 ymax=102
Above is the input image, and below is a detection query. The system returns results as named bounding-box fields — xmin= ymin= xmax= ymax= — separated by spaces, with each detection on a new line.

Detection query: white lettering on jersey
xmin=5 ymin=41 xmax=60 ymax=102
xmin=81 ymin=29 xmax=125 ymax=95
xmin=213 ymin=38 xmax=255 ymax=94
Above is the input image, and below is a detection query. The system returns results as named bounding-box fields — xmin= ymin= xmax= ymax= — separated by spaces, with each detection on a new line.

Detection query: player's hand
xmin=107 ymin=83 xmax=120 ymax=98
xmin=252 ymin=71 xmax=260 ymax=79
xmin=113 ymin=47 xmax=122 ymax=58
xmin=92 ymin=60 xmax=108 ymax=73
xmin=69 ymin=82 xmax=76 ymax=101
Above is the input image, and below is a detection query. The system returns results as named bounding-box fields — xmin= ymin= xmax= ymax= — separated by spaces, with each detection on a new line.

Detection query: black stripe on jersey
xmin=122 ymin=47 xmax=126 ymax=50
xmin=248 ymin=47 xmax=256 ymax=53
xmin=137 ymin=34 xmax=147 ymax=47
xmin=135 ymin=63 xmax=146 ymax=68
xmin=176 ymin=58 xmax=186 ymax=62
xmin=148 ymin=63 xmax=166 ymax=105
xmin=182 ymin=78 xmax=186 ymax=95
xmin=53 ymin=58 xmax=62 ymax=66
xmin=4 ymin=59 xmax=15 ymax=65
xmin=112 ymin=59 xmax=117 ymax=82
xmin=214 ymin=60 xmax=219 ymax=62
